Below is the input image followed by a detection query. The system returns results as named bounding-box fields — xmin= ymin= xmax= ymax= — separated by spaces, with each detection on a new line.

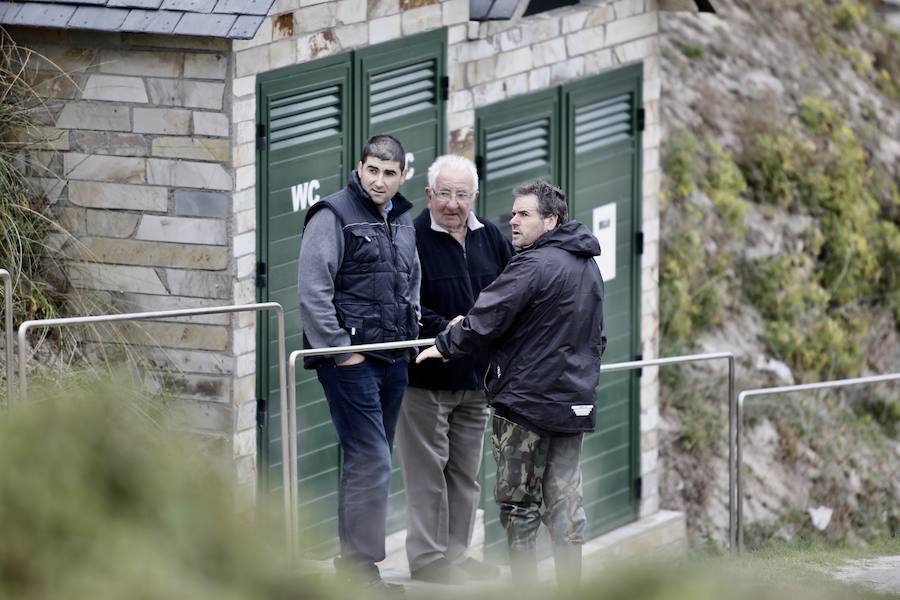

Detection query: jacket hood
xmin=532 ymin=220 xmax=601 ymax=257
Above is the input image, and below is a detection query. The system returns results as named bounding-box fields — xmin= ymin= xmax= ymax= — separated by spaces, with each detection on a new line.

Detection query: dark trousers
xmin=316 ymin=359 xmax=408 ymax=573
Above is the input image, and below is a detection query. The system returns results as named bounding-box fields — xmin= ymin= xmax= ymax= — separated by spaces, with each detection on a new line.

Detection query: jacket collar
xmin=347 ymin=170 xmax=413 ymax=221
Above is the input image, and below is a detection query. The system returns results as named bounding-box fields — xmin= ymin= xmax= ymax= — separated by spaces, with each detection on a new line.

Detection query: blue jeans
xmin=316 ymin=359 xmax=408 ymax=572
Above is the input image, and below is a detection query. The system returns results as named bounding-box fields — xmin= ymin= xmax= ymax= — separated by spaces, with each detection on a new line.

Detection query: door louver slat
xmin=269 ymin=85 xmax=343 ymax=152
xmin=484 ymin=117 xmax=550 ymax=180
xmin=370 ymin=59 xmax=436 ymax=124
xmin=574 ymin=93 xmax=632 ymax=154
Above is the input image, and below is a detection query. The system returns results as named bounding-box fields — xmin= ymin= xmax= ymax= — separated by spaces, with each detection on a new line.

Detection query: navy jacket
xmin=436 ymin=221 xmax=606 ymax=433
xmin=408 ymin=209 xmax=512 ymax=390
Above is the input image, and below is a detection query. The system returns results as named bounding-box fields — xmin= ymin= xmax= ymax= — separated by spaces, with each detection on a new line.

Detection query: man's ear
xmin=401 ymin=168 xmax=408 ymax=181
xmin=545 ymin=214 xmax=559 ymax=230
xmin=356 ymin=161 xmax=363 ymax=174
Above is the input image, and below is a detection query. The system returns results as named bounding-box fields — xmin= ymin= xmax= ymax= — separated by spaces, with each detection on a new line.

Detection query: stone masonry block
xmin=334 ymin=23 xmax=369 ymax=49
xmin=442 ymin=0 xmax=467 ymax=25
xmin=151 ymin=136 xmax=230 ymax=161
xmin=613 ymin=37 xmax=653 ymax=65
xmin=57 ymin=102 xmax=130 ymax=131
xmin=606 ymin=12 xmax=657 ymax=47
xmin=82 ymin=74 xmax=148 ymax=103
xmin=235 ymin=165 xmax=255 ymax=191
xmin=147 ymin=158 xmax=231 ymax=191
xmin=83 ymin=210 xmax=140 ymax=238
xmin=144 ymin=347 xmax=232 ymax=374
xmin=234 ymin=428 xmax=255 ymax=458
xmin=337 ymin=0 xmax=367 ymax=24
xmin=641 ymin=403 xmax=659 ymax=434
xmin=401 ymin=3 xmax=442 ymax=35
xmin=184 ymin=53 xmax=227 ymax=80
xmin=296 ymin=30 xmax=340 ymax=61
xmin=448 ymin=23 xmax=466 ymax=44
xmin=450 ymin=39 xmax=494 ymax=63
xmin=233 ymin=188 xmax=255 ymax=212
xmin=493 ymin=27 xmax=522 ymax=53
xmin=234 ymin=374 xmax=255 ymax=404
xmin=495 ymin=46 xmax=532 ymax=78
xmin=233 ymin=278 xmax=255 ymax=304
xmin=68 ymin=181 xmax=167 ymax=211
xmin=465 ymin=55 xmax=496 ymax=86
xmin=116 ymin=293 xmax=231 ymax=325
xmin=233 ymin=230 xmax=254 ymax=257
xmin=232 ymin=325 xmax=255 ymax=355
xmin=644 ymin=77 xmax=661 ymax=103
xmin=165 ymin=268 xmax=232 ymax=299
xmin=73 ymin=131 xmax=148 ymax=157
xmin=294 ymin=3 xmax=337 ymax=33
xmin=641 ymin=449 xmax=658 ymax=476
xmin=450 ymin=90 xmax=472 ymax=112
xmin=566 ymin=26 xmax=606 ymax=56
xmin=447 ymin=108 xmax=474 ymax=133
xmin=641 ymin=429 xmax=658 ymax=453
xmin=234 ymin=45 xmax=270 ymax=79
xmin=147 ymin=79 xmax=225 ymax=110
xmin=232 ymin=97 xmax=256 ymax=123
xmin=586 ymin=5 xmax=613 ymax=27
xmin=193 ymin=112 xmax=229 ymax=138
xmin=77 ymin=238 xmax=229 ymax=270
xmin=100 ymin=49 xmax=183 ymax=78
xmin=233 ymin=75 xmax=255 ymax=99
xmin=503 ymin=73 xmax=528 ymax=97
xmin=236 ymin=254 xmax=255 ymax=279
xmin=613 ymin=0 xmax=644 ymax=19
xmin=25 ymin=126 xmax=69 ymax=151
xmin=175 ymin=190 xmax=229 ymax=218
xmin=105 ymin=321 xmax=229 ymax=352
xmin=528 ymin=66 xmax=550 ymax=91
xmin=532 ymin=38 xmax=566 ymax=68
xmin=562 ymin=10 xmax=587 ymax=34
xmin=269 ymin=39 xmax=297 ymax=70
xmin=550 ymin=56 xmax=585 ymax=85
xmin=69 ymin=261 xmax=167 ymax=294
xmin=235 ymin=399 xmax=257 ymax=431
xmin=136 ymin=215 xmax=227 ymax=245
xmin=520 ymin=18 xmax=560 ymax=45
xmin=65 ymin=153 xmax=146 ymax=183
xmin=367 ymin=0 xmax=397 ymax=19
xmin=233 ymin=142 xmax=254 ymax=168
xmin=368 ymin=14 xmax=401 ymax=45
xmin=585 ymin=49 xmax=614 ymax=74
xmin=471 ymin=80 xmax=504 ymax=107
xmin=133 ymin=107 xmax=191 ymax=134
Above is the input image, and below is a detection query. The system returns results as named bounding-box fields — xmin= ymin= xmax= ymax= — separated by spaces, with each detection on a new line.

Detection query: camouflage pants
xmin=491 ymin=414 xmax=586 ymax=550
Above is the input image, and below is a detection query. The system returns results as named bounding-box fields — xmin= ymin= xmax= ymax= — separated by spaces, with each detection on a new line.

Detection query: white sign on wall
xmin=592 ymin=202 xmax=616 ymax=282
xmin=291 ymin=179 xmax=320 ymax=212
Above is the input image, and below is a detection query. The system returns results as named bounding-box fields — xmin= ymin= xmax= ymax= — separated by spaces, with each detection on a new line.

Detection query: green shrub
xmin=830 ymin=0 xmax=867 ymax=30
xmin=679 ymin=43 xmax=703 ymax=60
xmin=702 ymin=143 xmax=748 ymax=232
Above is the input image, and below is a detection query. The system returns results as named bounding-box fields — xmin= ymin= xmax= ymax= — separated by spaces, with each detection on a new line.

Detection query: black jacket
xmin=436 ymin=221 xmax=606 ymax=434
xmin=408 ymin=209 xmax=513 ymax=390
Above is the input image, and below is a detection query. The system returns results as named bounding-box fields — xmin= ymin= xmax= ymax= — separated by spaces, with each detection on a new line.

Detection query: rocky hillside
xmin=658 ymin=0 xmax=900 ymax=548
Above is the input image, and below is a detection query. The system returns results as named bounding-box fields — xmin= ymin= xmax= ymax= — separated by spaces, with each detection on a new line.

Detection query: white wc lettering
xmin=291 ymin=179 xmax=321 ymax=212
xmin=405 ymin=152 xmax=415 ymax=181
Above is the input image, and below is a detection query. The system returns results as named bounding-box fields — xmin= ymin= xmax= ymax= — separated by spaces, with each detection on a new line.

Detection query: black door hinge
xmin=474 ymin=155 xmax=484 ymax=182
xmin=256 ymin=398 xmax=267 ymax=429
xmin=257 ymin=123 xmax=267 ymax=150
xmin=440 ymin=75 xmax=449 ymax=102
xmin=256 ymin=261 xmax=267 ymax=288
xmin=636 ymin=231 xmax=644 ymax=255
xmin=637 ymin=108 xmax=646 ymax=132
xmin=634 ymin=476 xmax=643 ymax=500
xmin=635 ymin=353 xmax=643 ymax=378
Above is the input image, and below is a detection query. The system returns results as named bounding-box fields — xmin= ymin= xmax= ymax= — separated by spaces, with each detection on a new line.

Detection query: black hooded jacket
xmin=435 ymin=220 xmax=606 ymax=434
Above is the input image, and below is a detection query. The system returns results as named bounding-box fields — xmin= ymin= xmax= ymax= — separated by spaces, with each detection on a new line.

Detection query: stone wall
xmin=9 ymin=28 xmax=258 ymax=502
xmin=233 ymin=0 xmax=661 ymax=513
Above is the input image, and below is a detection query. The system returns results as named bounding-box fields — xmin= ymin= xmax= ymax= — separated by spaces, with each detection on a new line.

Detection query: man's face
xmin=426 ymin=166 xmax=477 ymax=232
xmin=509 ymin=194 xmax=556 ymax=250
xmin=357 ymin=156 xmax=406 ymax=207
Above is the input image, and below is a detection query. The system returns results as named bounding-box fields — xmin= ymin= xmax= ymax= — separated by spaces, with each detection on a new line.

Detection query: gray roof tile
xmin=69 ymin=5 xmax=128 ymax=29
xmin=10 ymin=2 xmax=77 ymax=27
xmin=173 ymin=11 xmax=235 ymax=36
xmin=227 ymin=14 xmax=262 ymax=37
xmin=213 ymin=0 xmax=270 ymax=15
xmin=160 ymin=0 xmax=215 ymax=12
xmin=107 ymin=0 xmax=163 ymax=8
xmin=0 ymin=0 xmax=276 ymax=39
xmin=120 ymin=8 xmax=180 ymax=33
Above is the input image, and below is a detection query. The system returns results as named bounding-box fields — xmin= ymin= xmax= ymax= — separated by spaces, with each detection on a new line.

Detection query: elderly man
xmin=299 ymin=134 xmax=419 ymax=594
xmin=416 ymin=180 xmax=606 ymax=589
xmin=397 ymin=155 xmax=512 ymax=584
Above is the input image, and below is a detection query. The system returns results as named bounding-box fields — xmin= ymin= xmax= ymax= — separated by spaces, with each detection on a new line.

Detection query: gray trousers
xmin=396 ymin=386 xmax=490 ymax=572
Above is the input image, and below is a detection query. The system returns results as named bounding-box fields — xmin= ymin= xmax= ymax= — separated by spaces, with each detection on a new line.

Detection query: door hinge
xmin=637 ymin=107 xmax=646 ymax=132
xmin=634 ymin=476 xmax=643 ymax=500
xmin=256 ymin=261 xmax=267 ymax=288
xmin=256 ymin=123 xmax=267 ymax=150
xmin=256 ymin=398 xmax=267 ymax=429
xmin=635 ymin=353 xmax=643 ymax=378
xmin=475 ymin=155 xmax=485 ymax=182
xmin=636 ymin=231 xmax=644 ymax=255
xmin=440 ymin=75 xmax=449 ymax=102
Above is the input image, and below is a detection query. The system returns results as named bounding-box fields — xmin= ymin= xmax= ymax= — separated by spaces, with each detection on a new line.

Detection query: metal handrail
xmin=736 ymin=372 xmax=900 ymax=551
xmin=16 ymin=302 xmax=290 ymax=549
xmin=0 ymin=268 xmax=12 ymax=403
xmin=288 ymin=343 xmax=738 ymax=551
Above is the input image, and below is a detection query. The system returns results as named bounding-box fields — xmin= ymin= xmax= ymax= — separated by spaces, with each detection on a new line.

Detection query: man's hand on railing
xmin=415 ymin=345 xmax=446 ymax=363
xmin=444 ymin=315 xmax=464 ymax=331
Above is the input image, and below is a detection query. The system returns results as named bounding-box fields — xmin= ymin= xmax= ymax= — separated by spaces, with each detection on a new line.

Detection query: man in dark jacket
xmin=416 ymin=179 xmax=605 ymax=589
xmin=298 ymin=134 xmax=420 ymax=594
xmin=397 ymin=155 xmax=512 ymax=585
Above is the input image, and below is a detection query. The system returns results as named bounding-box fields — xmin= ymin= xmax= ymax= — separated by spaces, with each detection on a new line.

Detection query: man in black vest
xmin=298 ymin=135 xmax=420 ymax=594
xmin=397 ymin=155 xmax=511 ymax=584
xmin=416 ymin=180 xmax=605 ymax=590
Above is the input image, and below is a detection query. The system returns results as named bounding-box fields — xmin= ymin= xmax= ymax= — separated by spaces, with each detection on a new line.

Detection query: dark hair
xmin=360 ymin=134 xmax=406 ymax=170
xmin=513 ymin=179 xmax=568 ymax=226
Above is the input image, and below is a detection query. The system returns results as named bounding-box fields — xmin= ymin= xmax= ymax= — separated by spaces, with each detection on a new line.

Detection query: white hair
xmin=427 ymin=154 xmax=479 ymax=193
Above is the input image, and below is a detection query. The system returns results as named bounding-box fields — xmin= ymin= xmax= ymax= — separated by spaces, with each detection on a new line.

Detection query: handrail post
xmin=0 ymin=268 xmax=12 ymax=405
xmin=727 ymin=354 xmax=736 ymax=552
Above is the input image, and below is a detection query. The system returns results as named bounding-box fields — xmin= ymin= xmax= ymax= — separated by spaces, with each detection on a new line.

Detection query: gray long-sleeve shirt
xmin=298 ymin=207 xmax=421 ymax=365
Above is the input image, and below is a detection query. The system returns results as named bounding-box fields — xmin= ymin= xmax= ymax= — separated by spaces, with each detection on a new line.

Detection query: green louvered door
xmin=564 ymin=64 xmax=643 ymax=536
xmin=257 ymin=31 xmax=446 ymax=557
xmin=357 ymin=28 xmax=447 ymax=532
xmin=474 ymin=64 xmax=643 ymax=559
xmin=257 ymin=54 xmax=353 ymax=555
